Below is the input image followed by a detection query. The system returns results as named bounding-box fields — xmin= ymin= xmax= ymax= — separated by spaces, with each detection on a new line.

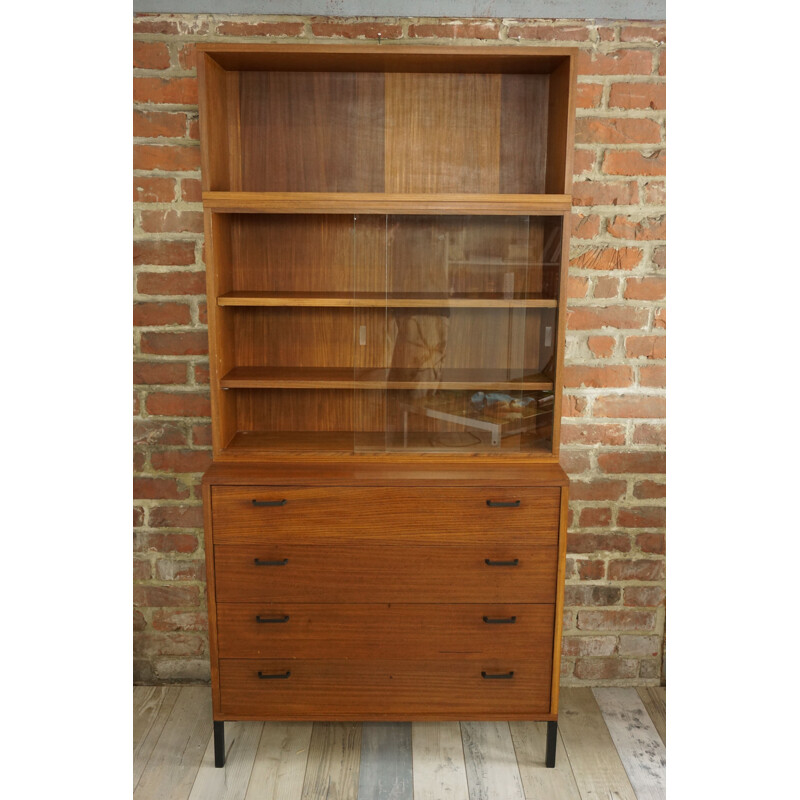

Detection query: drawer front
xmin=218 ymin=657 xmax=553 ymax=719
xmin=211 ymin=486 xmax=560 ymax=545
xmin=216 ymin=603 xmax=554 ymax=660
xmin=214 ymin=544 xmax=557 ymax=603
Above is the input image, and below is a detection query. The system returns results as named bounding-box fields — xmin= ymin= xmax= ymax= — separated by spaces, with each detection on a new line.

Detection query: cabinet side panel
xmin=202 ymin=481 xmax=222 ymax=717
xmin=550 ymin=485 xmax=569 ymax=715
xmin=545 ymin=58 xmax=575 ymax=195
xmin=197 ymin=55 xmax=232 ymax=192
xmin=500 ymin=74 xmax=548 ymax=194
xmin=385 ymin=73 xmax=501 ymax=193
xmin=550 ymin=213 xmax=570 ymax=458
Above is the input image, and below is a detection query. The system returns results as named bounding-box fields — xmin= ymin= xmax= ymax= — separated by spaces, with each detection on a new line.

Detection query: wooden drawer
xmin=218 ymin=657 xmax=553 ymax=720
xmin=214 ymin=544 xmax=557 ymax=603
xmin=211 ymin=486 xmax=560 ymax=545
xmin=216 ymin=603 xmax=554 ymax=660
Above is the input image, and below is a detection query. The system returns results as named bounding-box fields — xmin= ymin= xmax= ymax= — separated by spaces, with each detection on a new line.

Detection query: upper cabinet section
xmin=197 ymin=44 xmax=576 ymax=197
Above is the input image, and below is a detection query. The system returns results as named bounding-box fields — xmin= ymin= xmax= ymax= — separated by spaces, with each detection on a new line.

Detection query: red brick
xmin=140 ymin=210 xmax=204 ymax=234
xmin=577 ymin=559 xmax=605 ymax=580
xmin=618 ymin=506 xmax=665 ymax=528
xmin=192 ymin=423 xmax=213 ymax=447
xmin=608 ymin=558 xmax=664 ymax=581
xmin=134 ymin=176 xmax=175 ymax=203
xmin=133 ymin=362 xmax=188 ymax=385
xmin=567 ymin=275 xmax=589 ymax=299
xmin=217 ymin=20 xmax=305 ymax=37
xmin=618 ymin=635 xmax=661 ymax=657
xmin=577 ymin=49 xmax=653 ymax=75
xmin=507 ymin=23 xmax=590 ymax=41
xmin=633 ymin=480 xmax=666 ymax=499
xmin=146 ymin=392 xmax=211 ymax=417
xmin=563 ymin=395 xmax=588 ymax=417
xmin=181 ymin=178 xmax=202 ymax=202
xmin=598 ymin=451 xmax=665 ymax=474
xmin=654 ymin=308 xmax=666 ymax=329
xmin=133 ymin=40 xmax=171 ymax=70
xmin=133 ymin=585 xmax=201 ymax=607
xmin=567 ymin=306 xmax=648 ymax=331
xmin=193 ymin=363 xmax=210 ymax=384
xmin=568 ymin=532 xmax=631 ymax=553
xmin=624 ymin=586 xmax=665 ymax=607
xmin=608 ymin=215 xmax=666 ymax=241
xmin=134 ymin=144 xmax=201 ymax=172
xmin=134 ymin=240 xmax=196 ymax=267
xmin=637 ymin=533 xmax=666 ymax=554
xmin=565 ymin=585 xmax=620 ymax=606
xmin=133 ymin=76 xmax=198 ymax=105
xmin=134 ymin=392 xmax=141 ymax=416
xmin=134 ymin=506 xmax=145 ymax=527
xmin=133 ymin=608 xmax=148 ymax=631
xmin=187 ymin=117 xmax=200 ymax=141
xmin=642 ymin=180 xmax=666 ymax=205
xmin=603 ymin=149 xmax=665 ymax=176
xmin=134 ymin=531 xmax=199 ymax=554
xmin=658 ymin=51 xmax=666 ymax=77
xmin=151 ymin=610 xmax=208 ymax=632
xmin=571 ymin=213 xmax=601 ymax=239
xmin=137 ymin=270 xmax=205 ymax=295
xmin=570 ymin=246 xmax=643 ymax=271
xmin=133 ymin=420 xmax=188 ymax=446
xmin=559 ymin=451 xmax=592 ymax=475
xmin=133 ymin=448 xmax=145 ymax=470
xmin=620 ymin=25 xmax=666 ymax=43
xmin=609 ymin=82 xmax=666 ymax=110
xmin=407 ymin=21 xmax=499 ymax=39
xmin=577 ymin=609 xmax=656 ymax=631
xmin=588 ymin=335 xmax=616 ymax=358
xmin=633 ymin=423 xmax=666 ymax=446
xmin=562 ymin=636 xmax=617 ymax=657
xmin=593 ymin=276 xmax=620 ymax=299
xmin=133 ymin=302 xmax=191 ymax=327
xmin=625 ymin=277 xmax=666 ymax=300
xmin=594 ymin=393 xmax=666 ymax=419
xmin=150 ymin=449 xmax=213 ymax=474
xmin=578 ymin=507 xmax=613 ymax=527
xmin=626 ymin=335 xmax=666 ymax=359
xmin=574 ymin=658 xmax=639 ymax=680
xmin=560 ymin=422 xmax=626 ymax=446
xmin=640 ymin=365 xmax=665 ymax=387
xmin=134 ymin=110 xmax=187 ymax=139
xmin=651 ymin=246 xmax=666 ymax=270
xmin=569 ymin=480 xmax=627 ymax=502
xmin=177 ymin=43 xmax=196 ymax=71
xmin=140 ymin=331 xmax=209 ymax=356
xmin=134 ymin=477 xmax=189 ymax=500
xmin=314 ymin=20 xmax=403 ymax=39
xmin=572 ymin=180 xmax=638 ymax=207
xmin=133 ymin=632 xmax=205 ymax=657
xmin=575 ymin=82 xmax=603 ymax=109
xmin=155 ymin=558 xmax=206 ymax=581
xmin=576 ymin=117 xmax=661 ymax=145
xmin=573 ymin=149 xmax=595 ymax=175
xmin=133 ymin=17 xmax=180 ymax=35
xmin=563 ymin=365 xmax=633 ymax=389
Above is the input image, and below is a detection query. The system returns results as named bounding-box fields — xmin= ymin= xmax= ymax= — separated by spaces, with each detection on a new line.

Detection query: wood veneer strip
xmin=203 ymin=191 xmax=572 ymax=215
xmin=218 ymin=291 xmax=558 ymax=308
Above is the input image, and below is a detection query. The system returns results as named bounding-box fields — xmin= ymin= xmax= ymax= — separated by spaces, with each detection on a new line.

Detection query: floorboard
xmin=508 ymin=721 xmax=581 ymax=800
xmin=358 ymin=722 xmax=413 ymax=800
xmin=411 ymin=722 xmax=470 ymax=800
xmin=637 ymin=687 xmax=666 ymax=744
xmin=461 ymin=722 xmax=525 ymax=800
xmin=301 ymin=722 xmax=362 ymax=800
xmin=593 ymin=688 xmax=666 ymax=800
xmin=558 ymin=688 xmax=638 ymax=800
xmin=133 ymin=686 xmax=181 ymax=790
xmin=244 ymin=722 xmax=313 ymax=800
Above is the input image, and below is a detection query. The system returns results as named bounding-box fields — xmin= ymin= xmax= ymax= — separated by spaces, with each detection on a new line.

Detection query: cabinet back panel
xmin=500 ymin=74 xmax=549 ymax=194
xmin=238 ymin=71 xmax=385 ymax=192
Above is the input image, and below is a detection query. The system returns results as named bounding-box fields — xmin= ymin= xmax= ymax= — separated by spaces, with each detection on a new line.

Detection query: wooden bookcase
xmin=197 ymin=43 xmax=575 ymax=768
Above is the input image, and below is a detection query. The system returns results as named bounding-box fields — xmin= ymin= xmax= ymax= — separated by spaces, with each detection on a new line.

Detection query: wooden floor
xmin=133 ymin=686 xmax=665 ymax=800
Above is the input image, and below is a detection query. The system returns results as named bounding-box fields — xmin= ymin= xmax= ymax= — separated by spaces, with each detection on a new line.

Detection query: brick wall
xmin=133 ymin=13 xmax=666 ymax=685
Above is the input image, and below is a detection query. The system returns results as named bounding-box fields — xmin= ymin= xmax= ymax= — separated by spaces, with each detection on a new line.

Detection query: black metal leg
xmin=545 ymin=720 xmax=558 ymax=768
xmin=214 ymin=721 xmax=225 ymax=768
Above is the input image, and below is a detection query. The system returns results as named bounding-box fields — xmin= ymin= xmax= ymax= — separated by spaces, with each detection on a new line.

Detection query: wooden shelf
xmin=220 ymin=367 xmax=554 ymax=391
xmin=203 ymin=192 xmax=572 ymax=215
xmin=218 ymin=291 xmax=558 ymax=309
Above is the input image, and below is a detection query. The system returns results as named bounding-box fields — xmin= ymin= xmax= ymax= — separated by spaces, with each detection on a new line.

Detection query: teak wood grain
xmin=211 ymin=485 xmax=561 ymax=544
xmin=213 ymin=544 xmax=558 ymax=604
xmin=217 ymin=658 xmax=553 ymax=720
xmin=215 ymin=603 xmax=555 ymax=661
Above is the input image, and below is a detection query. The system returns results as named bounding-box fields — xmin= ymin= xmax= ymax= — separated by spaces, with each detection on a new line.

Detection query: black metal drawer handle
xmin=484 ymin=558 xmax=519 ymax=567
xmin=252 ymin=499 xmax=287 ymax=507
xmin=256 ymin=615 xmax=290 ymax=624
xmin=482 ymin=671 xmax=515 ymax=680
xmin=254 ymin=558 xmax=289 ymax=566
xmin=486 ymin=500 xmax=521 ymax=508
xmin=258 ymin=670 xmax=291 ymax=680
xmin=483 ymin=616 xmax=517 ymax=625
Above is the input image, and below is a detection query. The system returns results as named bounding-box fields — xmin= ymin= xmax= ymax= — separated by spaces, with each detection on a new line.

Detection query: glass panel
xmin=353 ymin=215 xmax=562 ymax=454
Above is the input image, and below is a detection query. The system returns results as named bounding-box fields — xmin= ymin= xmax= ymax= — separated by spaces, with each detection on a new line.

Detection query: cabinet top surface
xmin=203 ymin=460 xmax=569 ymax=487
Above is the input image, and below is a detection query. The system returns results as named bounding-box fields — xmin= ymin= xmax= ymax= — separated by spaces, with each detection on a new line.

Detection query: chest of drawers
xmin=202 ymin=462 xmax=569 ymax=768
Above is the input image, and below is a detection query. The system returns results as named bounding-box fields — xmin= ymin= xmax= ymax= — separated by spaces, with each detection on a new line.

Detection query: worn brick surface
xmin=133 ymin=12 xmax=666 ymax=687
